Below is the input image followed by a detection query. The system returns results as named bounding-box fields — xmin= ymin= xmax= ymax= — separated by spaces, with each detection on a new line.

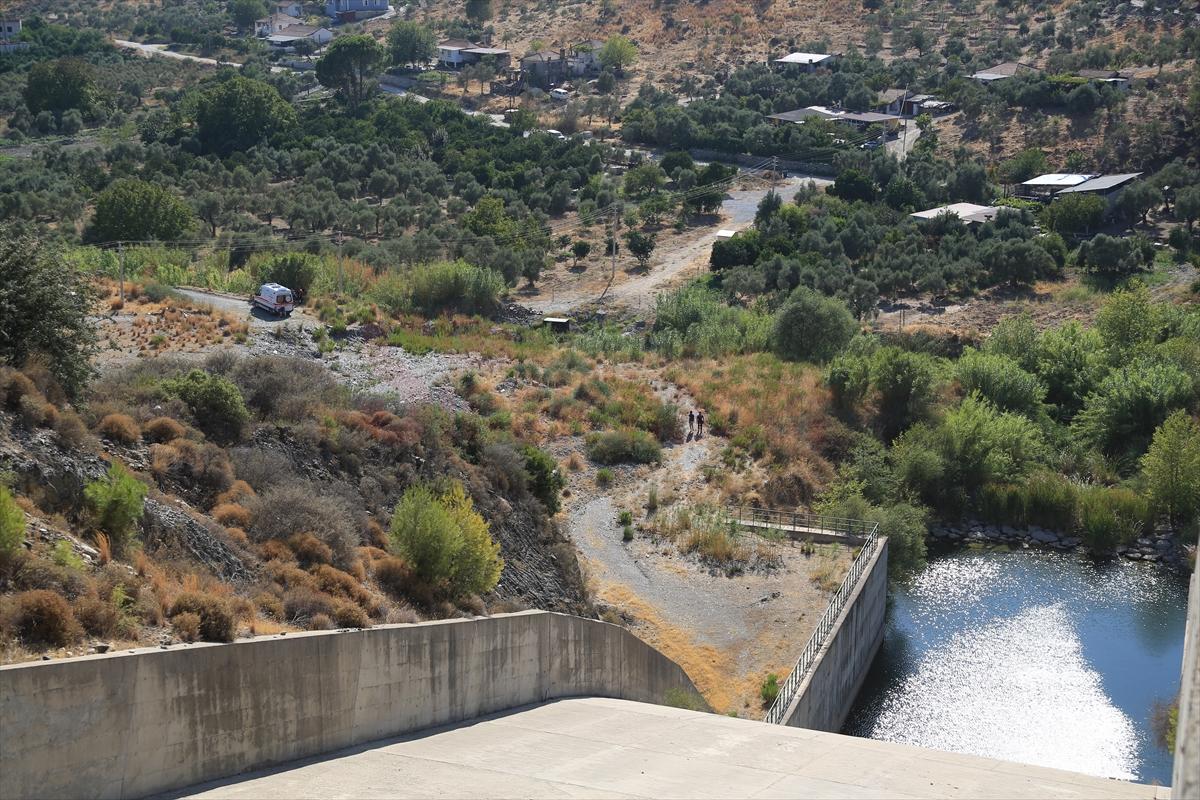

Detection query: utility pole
xmin=118 ymin=242 xmax=125 ymax=304
xmin=598 ymin=203 xmax=619 ymax=303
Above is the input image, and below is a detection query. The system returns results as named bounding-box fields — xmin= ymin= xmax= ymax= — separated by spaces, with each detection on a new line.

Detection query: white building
xmin=267 ymin=24 xmax=334 ymax=48
xmin=772 ymin=51 xmax=839 ymax=72
xmin=256 ymin=13 xmax=302 ymax=37
xmin=910 ymin=203 xmax=1001 ymax=224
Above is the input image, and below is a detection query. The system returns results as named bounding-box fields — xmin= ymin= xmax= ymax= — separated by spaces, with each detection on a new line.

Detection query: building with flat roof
xmin=773 ymin=51 xmax=839 ymax=72
xmin=1054 ymin=172 xmax=1143 ymax=209
xmin=1017 ymin=173 xmax=1096 ymax=200
xmin=910 ymin=203 xmax=1001 ymax=224
xmin=972 ymin=61 xmax=1041 ymax=82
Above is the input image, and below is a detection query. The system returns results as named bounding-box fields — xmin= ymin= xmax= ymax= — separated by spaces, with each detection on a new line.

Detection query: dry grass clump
xmin=288 ymin=533 xmax=334 ymax=567
xmin=73 ymin=595 xmax=122 ymax=638
xmin=150 ymin=438 xmax=234 ymax=502
xmin=211 ymin=502 xmax=251 ymax=528
xmin=0 ymin=367 xmax=91 ymax=447
xmin=248 ymin=484 xmax=360 ymax=568
xmin=668 ymin=354 xmax=835 ymax=475
xmin=215 ymin=479 xmax=255 ymax=506
xmin=6 ymin=590 xmax=82 ymax=647
xmin=565 ymin=452 xmax=585 ymax=472
xmin=143 ymin=416 xmax=187 ymax=444
xmin=168 ymin=592 xmax=236 ymax=643
xmin=373 ymin=555 xmax=413 ymax=598
xmin=172 ymin=612 xmax=201 ymax=642
xmin=96 ymin=414 xmax=141 ymax=444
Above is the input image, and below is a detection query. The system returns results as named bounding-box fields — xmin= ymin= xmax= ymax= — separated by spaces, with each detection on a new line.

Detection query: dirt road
xmin=525 ymin=173 xmax=831 ymax=315
xmin=551 ymin=378 xmax=848 ymax=715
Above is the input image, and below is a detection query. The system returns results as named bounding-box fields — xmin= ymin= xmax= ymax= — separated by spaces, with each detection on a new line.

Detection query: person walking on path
xmin=688 ymin=409 xmax=695 ymax=436
xmin=696 ymin=410 xmax=705 ymax=438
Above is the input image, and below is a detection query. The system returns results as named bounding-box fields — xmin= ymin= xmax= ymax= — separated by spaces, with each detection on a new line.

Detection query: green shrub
xmin=522 ymin=445 xmax=565 ymax=513
xmin=405 ymin=260 xmax=505 ymax=317
xmin=586 ymin=429 xmax=662 ymax=464
xmin=162 ymin=369 xmax=250 ymax=444
xmin=771 ymin=287 xmax=858 ymax=363
xmin=596 ymin=468 xmax=614 ymax=487
xmin=663 ymin=687 xmax=708 ymax=711
xmin=618 ymin=510 xmax=633 ymax=526
xmin=0 ymin=485 xmax=24 ymax=558
xmin=760 ymin=673 xmax=780 ymax=706
xmin=51 ymin=541 xmax=84 ymax=570
xmin=258 ymin=253 xmax=318 ymax=299
xmin=83 ymin=463 xmax=147 ymax=554
xmin=1141 ymin=410 xmax=1200 ymax=529
xmin=169 ymin=592 xmax=236 ymax=642
xmin=622 ymin=524 xmax=634 ymax=542
xmin=955 ymin=349 xmax=1046 ymax=418
xmin=142 ymin=282 xmax=176 ymax=303
xmin=980 ymin=472 xmax=1078 ymax=532
xmin=1078 ymin=486 xmax=1149 ymax=553
xmin=389 ymin=482 xmax=503 ymax=599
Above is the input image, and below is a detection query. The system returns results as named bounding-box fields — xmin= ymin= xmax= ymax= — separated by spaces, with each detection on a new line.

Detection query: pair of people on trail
xmin=687 ymin=409 xmax=705 ymax=438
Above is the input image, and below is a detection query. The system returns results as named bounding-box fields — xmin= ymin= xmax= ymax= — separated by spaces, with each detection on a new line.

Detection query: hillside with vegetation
xmin=0 ymin=0 xmax=1198 ymax=715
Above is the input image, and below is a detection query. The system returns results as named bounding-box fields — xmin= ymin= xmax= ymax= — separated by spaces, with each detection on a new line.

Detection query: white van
xmin=252 ymin=283 xmax=294 ymax=316
xmin=549 ymin=87 xmax=573 ymax=102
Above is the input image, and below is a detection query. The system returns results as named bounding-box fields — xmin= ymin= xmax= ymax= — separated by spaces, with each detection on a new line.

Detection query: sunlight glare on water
xmin=844 ymin=549 xmax=1189 ymax=784
xmin=866 ymin=604 xmax=1138 ymax=779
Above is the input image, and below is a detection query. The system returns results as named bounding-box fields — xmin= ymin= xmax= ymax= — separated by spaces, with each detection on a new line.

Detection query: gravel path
xmin=556 ymin=384 xmax=849 ymax=715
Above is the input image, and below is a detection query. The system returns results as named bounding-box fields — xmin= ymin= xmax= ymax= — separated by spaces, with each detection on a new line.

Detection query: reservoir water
xmin=843 ymin=547 xmax=1189 ymax=785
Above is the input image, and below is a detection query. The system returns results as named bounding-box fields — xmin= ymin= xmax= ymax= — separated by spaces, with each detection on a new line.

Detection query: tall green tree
xmin=1141 ymin=410 xmax=1200 ymax=530
xmin=23 ymin=58 xmax=96 ymax=117
xmin=771 ymin=287 xmax=858 ymax=363
xmin=316 ymin=34 xmax=386 ymax=109
xmin=89 ymin=179 xmax=194 ymax=243
xmin=464 ymin=0 xmax=493 ymax=23
xmin=194 ymin=77 xmax=296 ymax=156
xmin=387 ymin=20 xmax=436 ymax=67
xmin=0 ymin=224 xmax=97 ymax=398
xmin=228 ymin=0 xmax=267 ymax=30
xmin=624 ymin=230 xmax=656 ymax=270
xmin=599 ymin=35 xmax=638 ymax=72
xmin=1040 ymin=194 xmax=1106 ymax=235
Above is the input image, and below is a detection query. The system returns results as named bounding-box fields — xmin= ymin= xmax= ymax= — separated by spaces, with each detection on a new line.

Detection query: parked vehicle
xmin=252 ymin=283 xmax=294 ymax=316
xmin=549 ymin=87 xmax=573 ymax=102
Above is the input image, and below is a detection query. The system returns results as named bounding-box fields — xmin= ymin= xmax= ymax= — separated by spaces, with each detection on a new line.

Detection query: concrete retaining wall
xmin=780 ymin=537 xmax=889 ymax=732
xmin=0 ymin=611 xmax=700 ymax=800
xmin=1174 ymin=565 xmax=1199 ymax=799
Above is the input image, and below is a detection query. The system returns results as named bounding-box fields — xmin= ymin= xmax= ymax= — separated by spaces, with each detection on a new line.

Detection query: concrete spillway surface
xmin=169 ymin=697 xmax=1166 ymax=799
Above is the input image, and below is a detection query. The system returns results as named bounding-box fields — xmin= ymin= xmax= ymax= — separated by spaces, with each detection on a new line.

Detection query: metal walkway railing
xmin=755 ymin=512 xmax=881 ymax=725
xmin=732 ymin=506 xmax=877 ymax=539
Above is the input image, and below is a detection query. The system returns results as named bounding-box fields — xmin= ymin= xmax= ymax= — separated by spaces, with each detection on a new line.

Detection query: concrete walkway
xmin=170 ymin=698 xmax=1166 ymax=799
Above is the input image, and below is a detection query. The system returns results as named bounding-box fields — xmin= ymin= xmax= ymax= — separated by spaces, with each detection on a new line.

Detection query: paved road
xmin=886 ymin=122 xmax=922 ymax=160
xmin=173 ymin=697 xmax=1166 ymax=799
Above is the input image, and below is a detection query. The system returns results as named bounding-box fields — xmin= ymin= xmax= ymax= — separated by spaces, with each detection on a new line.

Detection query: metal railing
xmin=732 ymin=506 xmax=876 ymax=540
xmin=761 ymin=516 xmax=881 ymax=725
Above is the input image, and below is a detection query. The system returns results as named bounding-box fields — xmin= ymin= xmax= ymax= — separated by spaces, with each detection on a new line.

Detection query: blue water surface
xmin=843 ymin=547 xmax=1189 ymax=785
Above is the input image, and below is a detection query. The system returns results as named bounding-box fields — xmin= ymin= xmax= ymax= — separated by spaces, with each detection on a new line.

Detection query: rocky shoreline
xmin=928 ymin=520 xmax=1191 ymax=571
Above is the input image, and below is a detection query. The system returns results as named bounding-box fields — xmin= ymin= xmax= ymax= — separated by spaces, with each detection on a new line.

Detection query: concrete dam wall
xmin=780 ymin=537 xmax=889 ymax=732
xmin=0 ymin=610 xmax=700 ymax=800
xmin=1174 ymin=564 xmax=1199 ymax=800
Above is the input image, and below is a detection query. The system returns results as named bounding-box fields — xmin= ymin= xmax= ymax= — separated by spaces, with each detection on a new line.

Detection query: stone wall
xmin=0 ymin=611 xmax=700 ymax=800
xmin=779 ymin=538 xmax=888 ymax=732
xmin=1173 ymin=565 xmax=1199 ymax=799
